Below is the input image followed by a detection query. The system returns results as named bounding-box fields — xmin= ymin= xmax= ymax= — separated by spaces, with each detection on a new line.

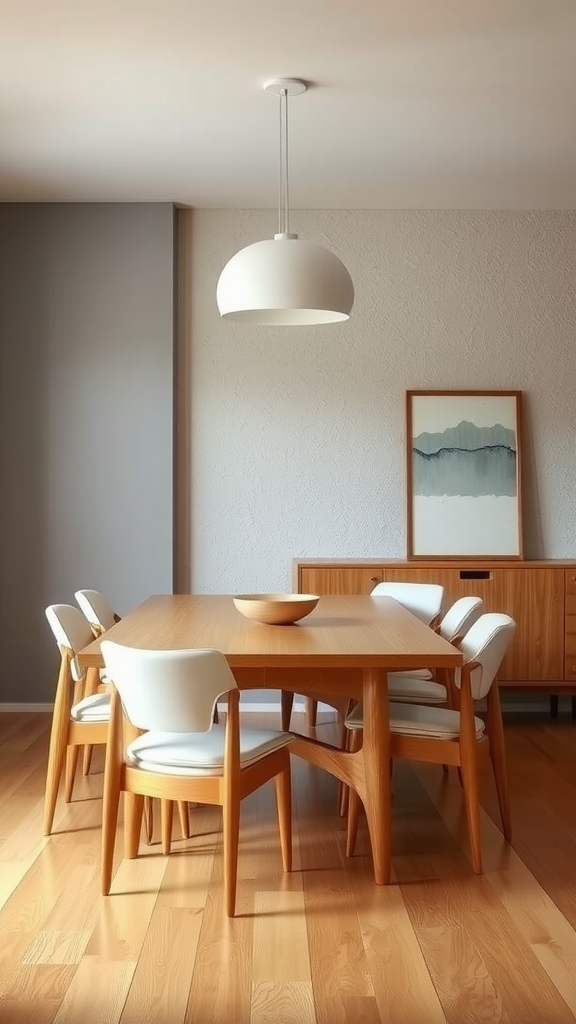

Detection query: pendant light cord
xmin=278 ymin=87 xmax=290 ymax=236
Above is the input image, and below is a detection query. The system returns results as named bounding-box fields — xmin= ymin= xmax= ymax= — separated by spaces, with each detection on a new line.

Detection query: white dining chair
xmin=337 ymin=595 xmax=484 ymax=816
xmin=387 ymin=595 xmax=484 ymax=704
xmin=370 ymin=580 xmax=444 ymax=624
xmin=75 ymin=588 xmax=120 ymax=635
xmin=74 ymin=588 xmax=190 ymax=843
xmin=345 ymin=612 xmax=516 ymax=873
xmin=44 ymin=604 xmax=112 ymax=835
xmin=100 ymin=642 xmax=293 ymax=917
xmin=296 ymin=581 xmax=446 ymax=730
xmin=74 ymin=589 xmax=119 ymax=775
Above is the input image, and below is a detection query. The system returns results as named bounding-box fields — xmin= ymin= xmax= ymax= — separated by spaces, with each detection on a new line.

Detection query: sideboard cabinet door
xmin=299 ymin=566 xmax=382 ymax=595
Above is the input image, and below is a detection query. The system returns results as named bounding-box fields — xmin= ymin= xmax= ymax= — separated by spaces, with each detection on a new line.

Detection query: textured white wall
xmin=180 ymin=209 xmax=576 ymax=594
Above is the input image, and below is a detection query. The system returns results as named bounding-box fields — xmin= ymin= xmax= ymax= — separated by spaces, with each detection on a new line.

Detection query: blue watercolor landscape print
xmin=412 ymin=420 xmax=517 ymax=498
xmin=408 ymin=391 xmax=522 ymax=557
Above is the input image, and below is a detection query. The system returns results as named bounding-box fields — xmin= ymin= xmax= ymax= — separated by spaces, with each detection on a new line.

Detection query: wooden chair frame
xmin=44 ymin=642 xmax=187 ymax=846
xmin=346 ymin=661 xmax=511 ymax=873
xmin=75 ymin=597 xmax=191 ymax=844
xmin=44 ymin=645 xmax=108 ymax=835
xmin=101 ymin=687 xmax=293 ymax=917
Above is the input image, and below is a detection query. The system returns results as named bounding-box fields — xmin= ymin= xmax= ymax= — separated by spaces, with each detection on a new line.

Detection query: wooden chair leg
xmin=125 ymin=793 xmax=144 ymax=858
xmin=486 ymin=684 xmax=512 ymax=841
xmin=345 ymin=729 xmax=363 ymax=857
xmin=223 ymin=792 xmax=240 ymax=918
xmin=339 ymin=780 xmax=350 ymax=818
xmin=281 ymin=690 xmax=295 ymax=732
xmin=223 ymin=690 xmax=242 ymax=917
xmin=101 ymin=792 xmax=121 ymax=895
xmin=305 ymin=697 xmax=318 ymax=728
xmin=143 ymin=796 xmax=154 ymax=844
xmin=161 ymin=800 xmax=174 ymax=855
xmin=43 ymin=662 xmax=71 ymax=836
xmin=458 ymin=685 xmax=482 ymax=874
xmin=101 ymin=692 xmax=123 ymax=895
xmin=178 ymin=801 xmax=190 ymax=839
xmin=82 ymin=745 xmax=94 ymax=776
xmin=346 ymin=788 xmax=362 ymax=858
xmin=274 ymin=761 xmax=292 ymax=873
xmin=337 ymin=702 xmax=358 ymax=816
xmin=338 ymin=726 xmax=352 ymax=817
xmin=64 ymin=745 xmax=79 ymax=802
xmin=441 ymin=667 xmax=458 ymax=710
xmin=80 ymin=669 xmax=99 ymax=777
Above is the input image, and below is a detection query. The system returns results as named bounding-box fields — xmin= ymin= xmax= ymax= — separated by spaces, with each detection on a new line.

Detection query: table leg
xmin=361 ymin=667 xmax=391 ymax=885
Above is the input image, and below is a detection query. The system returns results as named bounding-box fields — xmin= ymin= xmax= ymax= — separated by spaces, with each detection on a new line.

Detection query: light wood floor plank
xmin=119 ymin=806 xmax=216 ymax=1024
xmin=416 ymin=742 xmax=576 ymax=1016
xmin=184 ymin=800 xmax=256 ymax=1024
xmin=391 ymin=762 xmax=576 ymax=1024
xmin=250 ymin=981 xmax=316 ymax=1024
xmin=51 ymin=958 xmax=136 ymax=1024
xmin=355 ymin=862 xmax=448 ymax=1024
xmin=296 ymin=762 xmax=380 ymax=1024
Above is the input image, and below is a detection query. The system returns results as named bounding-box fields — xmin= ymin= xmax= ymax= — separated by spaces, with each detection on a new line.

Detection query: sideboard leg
xmin=550 ymin=695 xmax=559 ymax=719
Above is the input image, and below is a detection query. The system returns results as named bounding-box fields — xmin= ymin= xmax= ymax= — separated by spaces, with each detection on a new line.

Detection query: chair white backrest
xmin=46 ymin=604 xmax=95 ymax=681
xmin=75 ymin=589 xmax=117 ymax=632
xmin=440 ymin=596 xmax=483 ymax=642
xmin=458 ymin=613 xmax=516 ymax=699
xmin=370 ymin=582 xmax=444 ymax=624
xmin=101 ymin=642 xmax=237 ymax=733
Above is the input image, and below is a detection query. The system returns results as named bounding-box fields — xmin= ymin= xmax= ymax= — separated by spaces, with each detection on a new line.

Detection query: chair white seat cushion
xmin=71 ymin=692 xmax=111 ymax=722
xmin=388 ymin=676 xmax=447 ymax=704
xmin=126 ymin=725 xmax=292 ymax=777
xmin=345 ymin=700 xmax=484 ymax=740
xmin=389 ymin=703 xmax=485 ymax=740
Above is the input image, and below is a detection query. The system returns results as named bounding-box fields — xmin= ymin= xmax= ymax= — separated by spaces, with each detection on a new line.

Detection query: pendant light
xmin=216 ymin=78 xmax=354 ymax=325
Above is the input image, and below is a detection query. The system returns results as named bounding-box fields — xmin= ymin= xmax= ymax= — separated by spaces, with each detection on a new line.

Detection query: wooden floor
xmin=1 ymin=710 xmax=576 ymax=1024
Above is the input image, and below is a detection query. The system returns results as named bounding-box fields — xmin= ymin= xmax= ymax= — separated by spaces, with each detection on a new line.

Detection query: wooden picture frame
xmin=406 ymin=390 xmax=523 ymax=560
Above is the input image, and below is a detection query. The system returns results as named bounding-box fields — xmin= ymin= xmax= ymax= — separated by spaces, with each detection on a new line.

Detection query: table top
xmin=78 ymin=593 xmax=462 ymax=671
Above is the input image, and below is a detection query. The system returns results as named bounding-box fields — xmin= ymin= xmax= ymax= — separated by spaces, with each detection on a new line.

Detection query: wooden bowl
xmin=233 ymin=593 xmax=320 ymax=625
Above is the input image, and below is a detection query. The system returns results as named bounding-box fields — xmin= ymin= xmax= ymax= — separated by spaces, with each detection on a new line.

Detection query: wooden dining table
xmin=77 ymin=593 xmax=462 ymax=885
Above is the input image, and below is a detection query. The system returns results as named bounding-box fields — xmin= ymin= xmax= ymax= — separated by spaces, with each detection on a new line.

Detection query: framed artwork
xmin=406 ymin=390 xmax=523 ymax=559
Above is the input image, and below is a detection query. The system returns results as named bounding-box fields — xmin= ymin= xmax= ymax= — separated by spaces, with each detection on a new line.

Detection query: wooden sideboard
xmin=294 ymin=559 xmax=576 ymax=702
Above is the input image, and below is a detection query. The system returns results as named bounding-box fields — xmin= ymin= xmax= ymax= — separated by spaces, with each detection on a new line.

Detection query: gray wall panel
xmin=0 ymin=203 xmax=175 ymax=702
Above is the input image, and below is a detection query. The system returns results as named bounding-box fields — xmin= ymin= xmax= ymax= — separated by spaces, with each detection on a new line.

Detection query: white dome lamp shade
xmin=216 ymin=79 xmax=354 ymax=325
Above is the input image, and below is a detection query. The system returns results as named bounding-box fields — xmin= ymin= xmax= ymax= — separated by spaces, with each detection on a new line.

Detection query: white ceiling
xmin=2 ymin=0 xmax=576 ymax=208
